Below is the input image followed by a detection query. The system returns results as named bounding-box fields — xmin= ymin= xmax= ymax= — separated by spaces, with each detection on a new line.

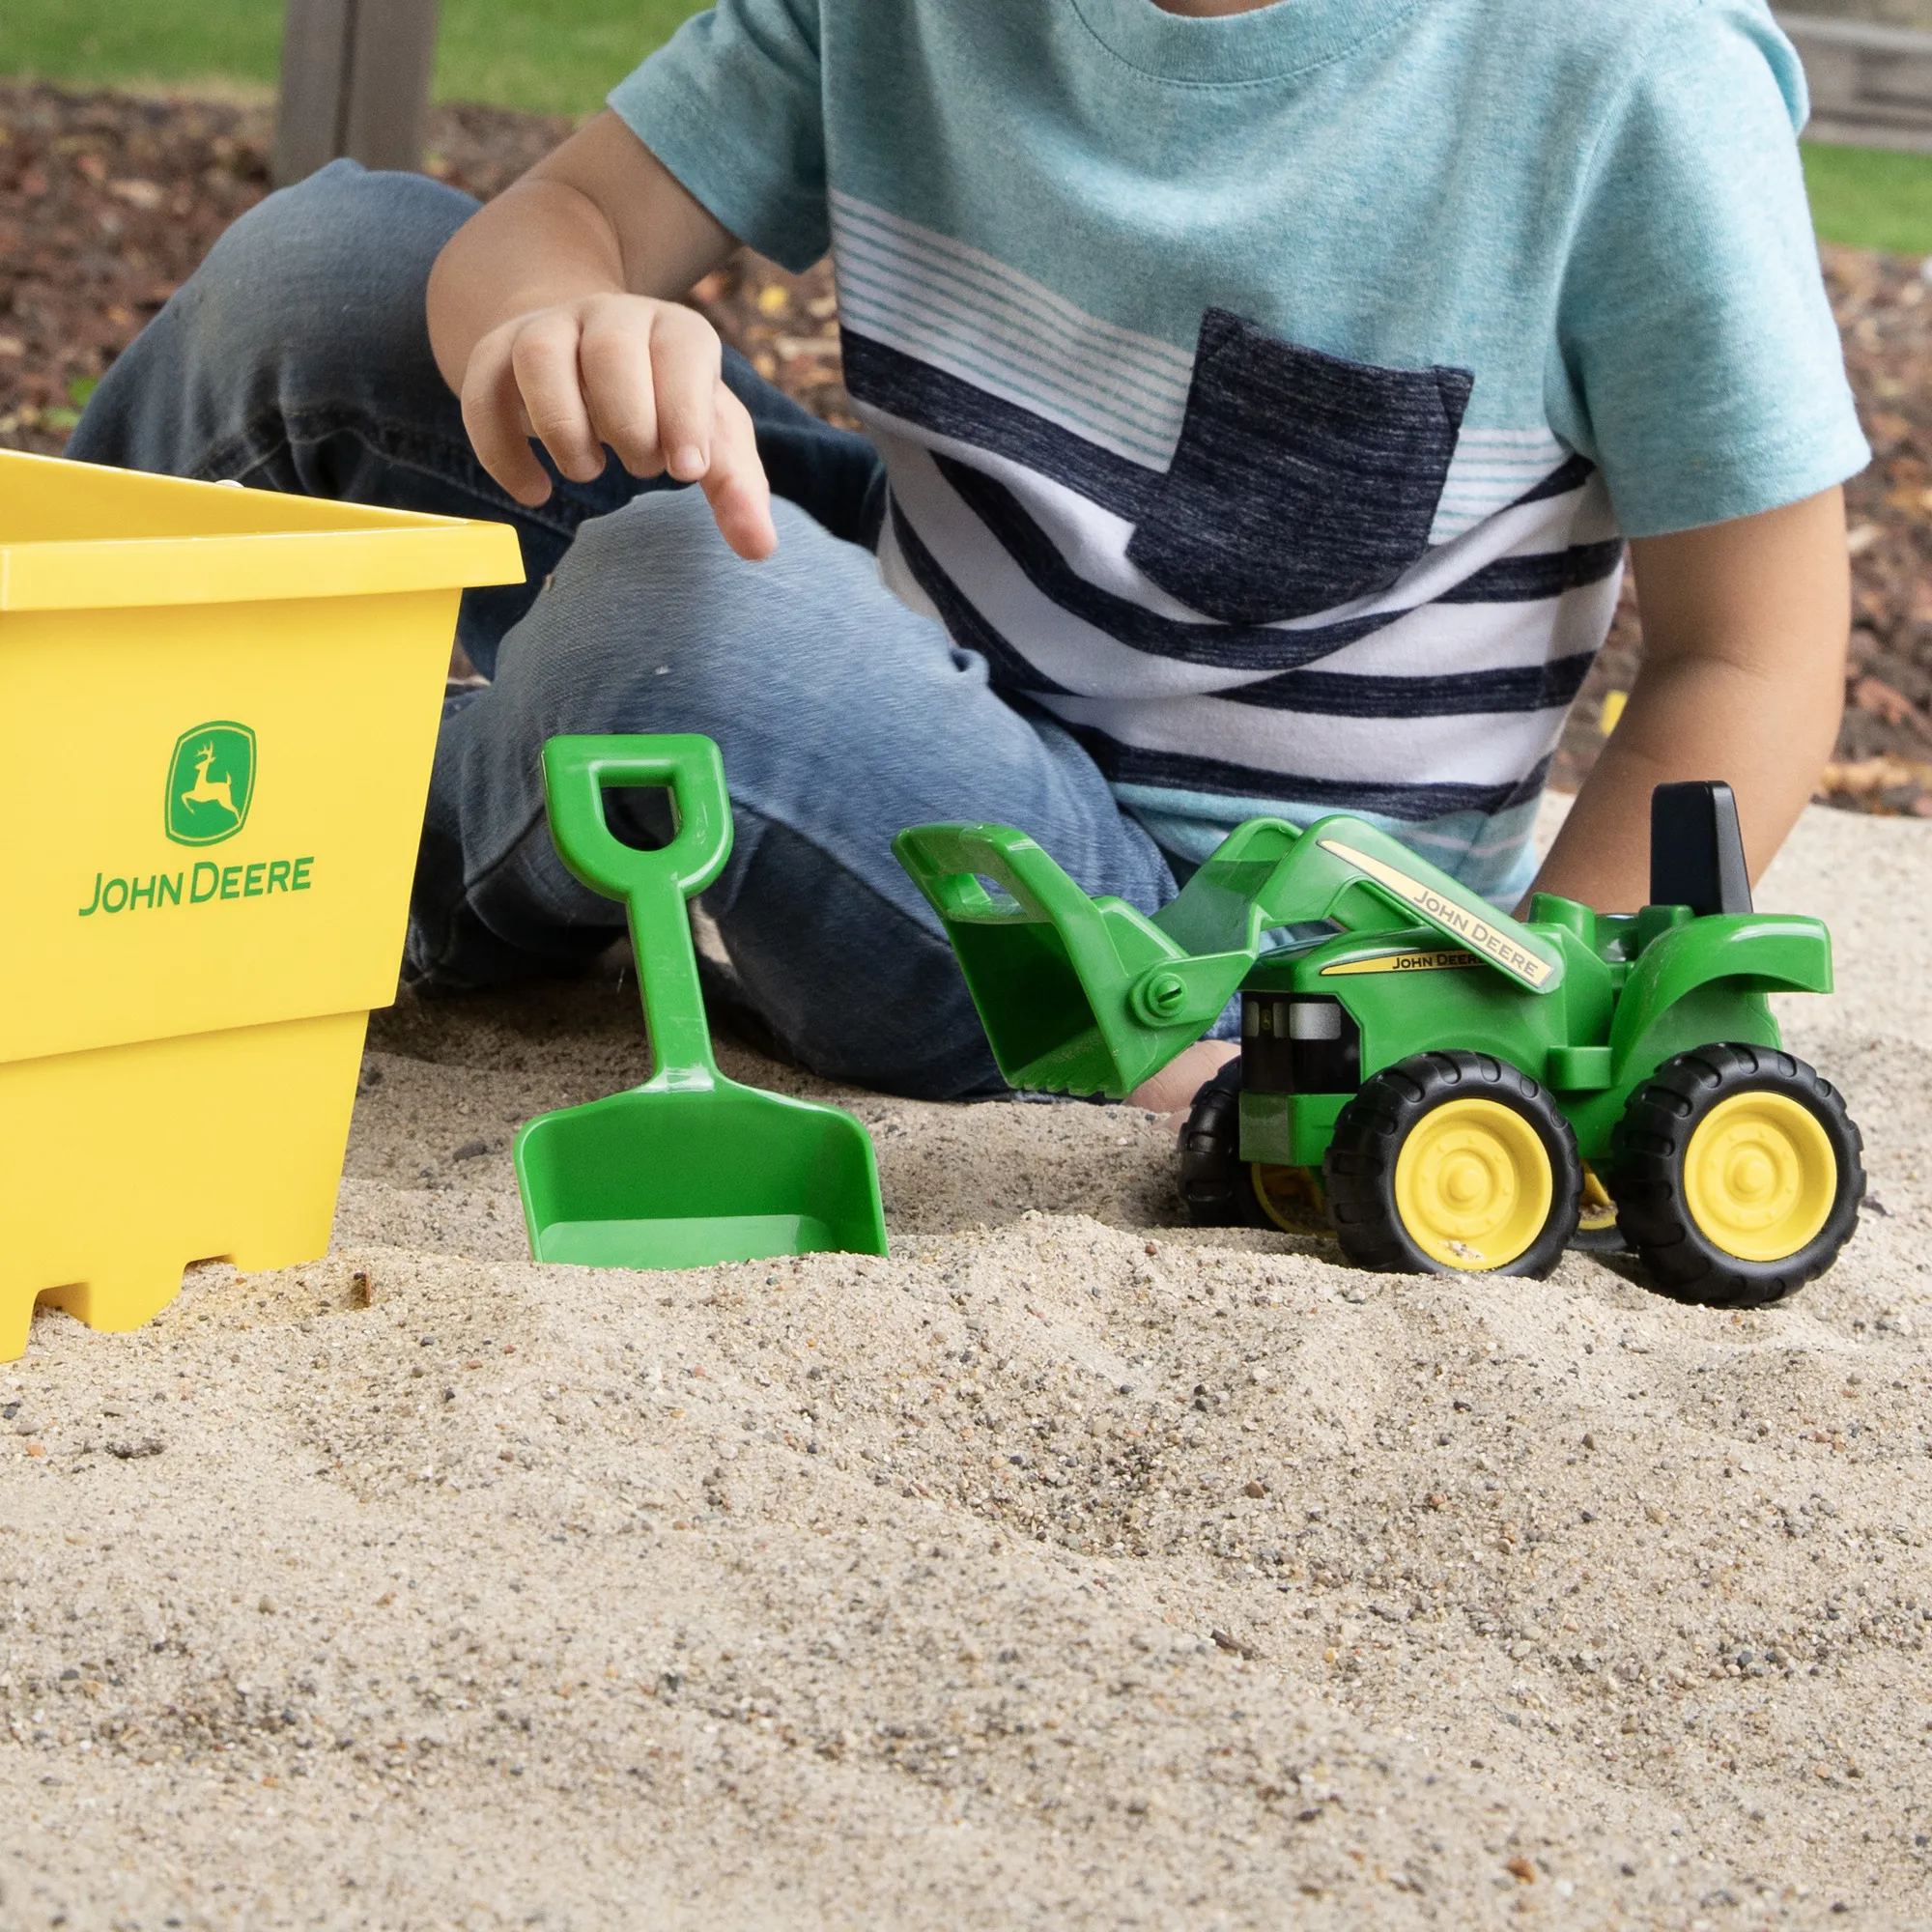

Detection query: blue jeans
xmin=69 ymin=161 xmax=1179 ymax=1099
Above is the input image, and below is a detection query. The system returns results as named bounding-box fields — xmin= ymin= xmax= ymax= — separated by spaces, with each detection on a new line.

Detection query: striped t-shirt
xmin=612 ymin=0 xmax=1866 ymax=904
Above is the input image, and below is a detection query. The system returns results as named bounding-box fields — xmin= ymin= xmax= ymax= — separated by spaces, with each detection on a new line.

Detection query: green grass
xmin=437 ymin=0 xmax=709 ymax=115
xmin=0 ymin=0 xmax=709 ymax=115
xmin=0 ymin=0 xmax=281 ymax=97
xmin=8 ymin=8 xmax=1932 ymax=251
xmin=1804 ymin=141 xmax=1932 ymax=256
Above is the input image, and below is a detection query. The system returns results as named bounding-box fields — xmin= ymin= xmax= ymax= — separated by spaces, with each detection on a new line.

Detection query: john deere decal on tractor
xmin=895 ymin=783 xmax=1864 ymax=1306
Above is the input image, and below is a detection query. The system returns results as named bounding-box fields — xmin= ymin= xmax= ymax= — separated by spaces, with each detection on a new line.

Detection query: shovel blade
xmin=515 ymin=1082 xmax=887 ymax=1270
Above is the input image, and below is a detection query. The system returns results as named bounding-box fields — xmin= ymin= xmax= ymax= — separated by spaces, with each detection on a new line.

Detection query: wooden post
xmin=272 ymin=0 xmax=442 ymax=187
xmin=1777 ymin=11 xmax=1932 ymax=154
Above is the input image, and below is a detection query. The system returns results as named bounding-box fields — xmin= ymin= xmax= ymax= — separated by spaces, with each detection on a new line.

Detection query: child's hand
xmin=428 ymin=115 xmax=779 ymax=560
xmin=461 ymin=292 xmax=777 ymax=561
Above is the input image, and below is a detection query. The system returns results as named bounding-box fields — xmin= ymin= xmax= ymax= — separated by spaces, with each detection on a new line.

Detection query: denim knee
xmin=497 ymin=488 xmax=895 ymax=732
xmin=169 ymin=161 xmax=475 ymax=393
xmin=71 ymin=160 xmax=480 ymax=480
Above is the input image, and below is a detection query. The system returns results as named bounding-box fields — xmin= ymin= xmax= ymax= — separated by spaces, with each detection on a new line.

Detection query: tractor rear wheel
xmin=1325 ymin=1052 xmax=1580 ymax=1277
xmin=1608 ymin=1045 xmax=1863 ymax=1307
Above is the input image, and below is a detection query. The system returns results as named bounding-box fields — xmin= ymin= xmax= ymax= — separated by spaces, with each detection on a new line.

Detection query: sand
xmin=0 ymin=797 xmax=1927 ymax=1929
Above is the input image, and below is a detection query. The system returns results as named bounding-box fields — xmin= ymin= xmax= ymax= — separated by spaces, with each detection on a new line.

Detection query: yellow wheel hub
xmin=1683 ymin=1091 xmax=1835 ymax=1263
xmin=1393 ymin=1097 xmax=1553 ymax=1271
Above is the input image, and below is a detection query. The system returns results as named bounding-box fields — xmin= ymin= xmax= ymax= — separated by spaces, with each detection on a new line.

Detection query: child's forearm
xmin=1529 ymin=487 xmax=1851 ymax=913
xmin=426 ymin=180 xmax=631 ymax=397
xmin=425 ymin=113 xmax=734 ymax=396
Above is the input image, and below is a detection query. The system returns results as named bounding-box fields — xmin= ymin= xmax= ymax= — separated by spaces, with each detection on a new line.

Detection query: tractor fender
xmin=1608 ymin=915 xmax=1833 ymax=1082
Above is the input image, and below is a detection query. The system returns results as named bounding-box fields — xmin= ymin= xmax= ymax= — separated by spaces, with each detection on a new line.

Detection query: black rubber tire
xmin=1607 ymin=1044 xmax=1864 ymax=1308
xmin=1179 ymin=1061 xmax=1266 ymax=1228
xmin=1323 ymin=1051 xmax=1581 ymax=1278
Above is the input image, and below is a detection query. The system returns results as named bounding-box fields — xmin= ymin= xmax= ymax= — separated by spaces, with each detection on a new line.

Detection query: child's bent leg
xmin=413 ymin=488 xmax=1178 ymax=1100
xmin=67 ymin=161 xmax=568 ymax=672
xmin=67 ymin=159 xmax=884 ymax=674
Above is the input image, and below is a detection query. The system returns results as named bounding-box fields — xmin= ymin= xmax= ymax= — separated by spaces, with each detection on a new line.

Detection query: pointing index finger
xmin=700 ymin=380 xmax=778 ymax=561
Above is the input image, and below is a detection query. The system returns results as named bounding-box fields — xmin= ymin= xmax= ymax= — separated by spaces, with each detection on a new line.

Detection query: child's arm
xmin=1528 ymin=486 xmax=1851 ymax=913
xmin=425 ymin=111 xmax=778 ymax=559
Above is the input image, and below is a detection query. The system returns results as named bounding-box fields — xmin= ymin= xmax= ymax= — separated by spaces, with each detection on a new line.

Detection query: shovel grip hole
xmin=599 ymin=781 xmax=678 ymax=853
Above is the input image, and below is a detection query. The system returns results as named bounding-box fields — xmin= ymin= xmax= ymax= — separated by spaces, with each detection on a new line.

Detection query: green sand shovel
xmin=513 ymin=735 xmax=887 ymax=1269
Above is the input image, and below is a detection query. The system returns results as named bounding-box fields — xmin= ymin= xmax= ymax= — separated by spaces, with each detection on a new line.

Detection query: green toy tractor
xmin=895 ymin=783 xmax=1863 ymax=1306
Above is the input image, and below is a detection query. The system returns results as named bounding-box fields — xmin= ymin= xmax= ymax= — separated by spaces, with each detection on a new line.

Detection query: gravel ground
xmin=0 ymin=799 xmax=1925 ymax=1929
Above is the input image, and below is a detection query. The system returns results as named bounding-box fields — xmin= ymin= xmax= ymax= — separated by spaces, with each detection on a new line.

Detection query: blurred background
xmin=1803 ymin=0 xmax=1932 ymax=18
xmin=0 ymin=0 xmax=697 ymax=117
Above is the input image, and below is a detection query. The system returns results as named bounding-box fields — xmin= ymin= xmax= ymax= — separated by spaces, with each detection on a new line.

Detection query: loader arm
xmin=1156 ymin=814 xmax=1565 ymax=997
xmin=895 ymin=814 xmax=1563 ymax=1098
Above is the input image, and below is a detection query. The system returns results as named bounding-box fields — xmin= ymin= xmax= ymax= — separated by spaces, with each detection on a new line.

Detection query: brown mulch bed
xmin=3 ymin=81 xmax=1929 ymax=814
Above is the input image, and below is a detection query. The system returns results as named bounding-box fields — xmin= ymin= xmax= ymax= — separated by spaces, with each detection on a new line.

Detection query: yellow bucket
xmin=0 ymin=451 xmax=523 ymax=1358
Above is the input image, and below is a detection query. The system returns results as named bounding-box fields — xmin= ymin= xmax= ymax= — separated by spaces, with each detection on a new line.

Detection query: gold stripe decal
xmin=1317 ymin=838 xmax=1557 ymax=990
xmin=1322 ymin=950 xmax=1479 ymax=978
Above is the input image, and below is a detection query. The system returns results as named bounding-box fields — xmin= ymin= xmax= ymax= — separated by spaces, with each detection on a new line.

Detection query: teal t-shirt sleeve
xmin=607 ymin=0 xmax=829 ymax=271
xmin=1546 ymin=1 xmax=1868 ymax=537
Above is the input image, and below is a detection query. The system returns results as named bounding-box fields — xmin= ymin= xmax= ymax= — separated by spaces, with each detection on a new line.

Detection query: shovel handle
xmin=541 ymin=735 xmax=734 ymax=901
xmin=541 ymin=735 xmax=734 ymax=1087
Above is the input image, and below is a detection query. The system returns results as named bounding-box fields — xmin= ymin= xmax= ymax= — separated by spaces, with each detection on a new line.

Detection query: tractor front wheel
xmin=1325 ymin=1052 xmax=1581 ymax=1277
xmin=1609 ymin=1045 xmax=1863 ymax=1307
xmin=1179 ymin=1061 xmax=1265 ymax=1228
xmin=1177 ymin=1064 xmax=1349 ymax=1236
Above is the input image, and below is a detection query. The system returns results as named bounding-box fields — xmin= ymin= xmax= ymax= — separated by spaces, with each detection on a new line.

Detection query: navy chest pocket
xmin=1126 ymin=310 xmax=1474 ymax=627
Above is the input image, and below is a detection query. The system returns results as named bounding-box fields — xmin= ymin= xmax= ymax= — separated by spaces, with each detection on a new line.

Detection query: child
xmin=73 ymin=0 xmax=1862 ymax=1110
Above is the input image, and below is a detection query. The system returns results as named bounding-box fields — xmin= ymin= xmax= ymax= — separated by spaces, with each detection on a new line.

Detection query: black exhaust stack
xmin=1649 ymin=781 xmax=1752 ymax=917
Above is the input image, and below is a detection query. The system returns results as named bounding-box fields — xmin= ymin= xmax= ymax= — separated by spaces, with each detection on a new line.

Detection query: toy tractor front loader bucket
xmin=894 ymin=823 xmax=1257 ymax=1096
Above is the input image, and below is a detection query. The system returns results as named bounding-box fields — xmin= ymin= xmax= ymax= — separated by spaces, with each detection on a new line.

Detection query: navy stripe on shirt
xmin=1064 ymin=729 xmax=1556 ymax=822
xmin=1435 ymin=539 xmax=1625 ymax=605
xmin=930 ymin=454 xmax=1403 ymax=668
xmin=850 ymin=328 xmax=1600 ymax=566
xmin=1227 ymin=653 xmax=1595 ymax=718
xmin=844 ymin=330 xmax=1162 ymax=521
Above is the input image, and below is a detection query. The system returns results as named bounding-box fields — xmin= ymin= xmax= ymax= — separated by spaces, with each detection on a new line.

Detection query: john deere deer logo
xmin=165 ymin=723 xmax=256 ymax=846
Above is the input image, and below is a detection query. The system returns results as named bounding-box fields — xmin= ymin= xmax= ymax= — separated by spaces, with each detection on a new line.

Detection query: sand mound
xmin=1 ymin=802 xmax=1926 ymax=1928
